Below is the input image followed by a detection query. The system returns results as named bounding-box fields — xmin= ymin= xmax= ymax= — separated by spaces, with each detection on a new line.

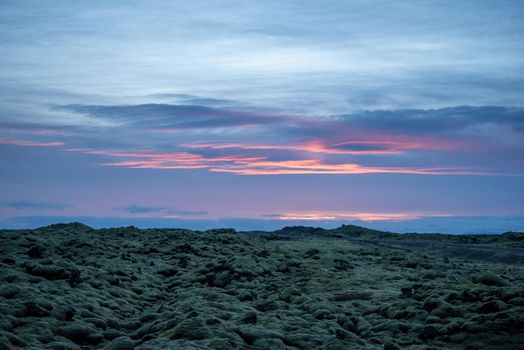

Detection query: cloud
xmin=166 ymin=209 xmax=208 ymax=216
xmin=0 ymin=121 xmax=69 ymax=134
xmin=8 ymin=105 xmax=522 ymax=176
xmin=147 ymin=93 xmax=238 ymax=107
xmin=0 ymin=137 xmax=64 ymax=147
xmin=1 ymin=1 xmax=523 ymax=119
xmin=114 ymin=204 xmax=166 ymax=214
xmin=2 ymin=200 xmax=73 ymax=211
xmin=331 ymin=106 xmax=524 ymax=135
xmin=55 ymin=104 xmax=283 ymax=130
xmin=114 ymin=204 xmax=207 ymax=217
xmin=69 ymin=146 xmax=477 ymax=176
xmin=181 ymin=138 xmax=452 ymax=155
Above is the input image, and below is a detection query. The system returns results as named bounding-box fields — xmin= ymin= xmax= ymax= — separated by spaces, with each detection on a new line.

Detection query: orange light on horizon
xmin=269 ymin=211 xmax=444 ymax=222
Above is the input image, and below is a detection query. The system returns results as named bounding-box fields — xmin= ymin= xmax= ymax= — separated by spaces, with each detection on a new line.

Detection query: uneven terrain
xmin=1 ymin=223 xmax=523 ymax=349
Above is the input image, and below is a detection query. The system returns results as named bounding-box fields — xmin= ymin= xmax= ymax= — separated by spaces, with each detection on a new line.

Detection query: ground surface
xmin=1 ymin=223 xmax=523 ymax=349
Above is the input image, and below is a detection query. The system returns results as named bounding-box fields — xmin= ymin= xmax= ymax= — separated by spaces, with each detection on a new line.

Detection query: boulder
xmin=55 ymin=322 xmax=95 ymax=344
xmin=28 ymin=264 xmax=67 ymax=280
xmin=166 ymin=317 xmax=211 ymax=340
xmin=103 ymin=336 xmax=135 ymax=350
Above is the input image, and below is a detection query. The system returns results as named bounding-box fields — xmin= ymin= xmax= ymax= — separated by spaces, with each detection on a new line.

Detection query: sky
xmin=1 ymin=0 xmax=523 ymax=233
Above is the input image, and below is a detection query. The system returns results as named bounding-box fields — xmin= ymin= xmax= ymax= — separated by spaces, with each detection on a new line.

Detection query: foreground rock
xmin=0 ymin=223 xmax=523 ymax=349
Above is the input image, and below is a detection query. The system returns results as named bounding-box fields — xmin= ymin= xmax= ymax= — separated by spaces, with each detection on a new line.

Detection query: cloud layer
xmin=1 ymin=1 xmax=523 ymax=232
xmin=2 ymin=200 xmax=73 ymax=211
xmin=35 ymin=104 xmax=520 ymax=176
xmin=114 ymin=204 xmax=207 ymax=217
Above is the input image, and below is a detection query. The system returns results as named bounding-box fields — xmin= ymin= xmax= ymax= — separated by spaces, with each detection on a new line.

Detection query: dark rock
xmin=256 ymin=249 xmax=271 ymax=257
xmin=333 ymin=258 xmax=353 ymax=271
xmin=1 ymin=333 xmax=25 ymax=348
xmin=102 ymin=336 xmax=135 ymax=350
xmin=0 ymin=286 xmax=19 ymax=299
xmin=86 ymin=333 xmax=104 ymax=345
xmin=103 ymin=330 xmax=126 ymax=341
xmin=473 ymin=273 xmax=509 ymax=287
xmin=303 ymin=248 xmax=321 ymax=259
xmin=384 ymin=341 xmax=401 ymax=350
xmin=313 ymin=309 xmax=331 ymax=320
xmin=418 ymin=325 xmax=439 ymax=340
xmin=477 ymin=301 xmax=501 ymax=314
xmin=206 ymin=271 xmax=232 ymax=288
xmin=239 ymin=311 xmax=257 ymax=325
xmin=139 ymin=313 xmax=158 ymax=323
xmin=3 ymin=275 xmax=16 ymax=283
xmin=337 ymin=316 xmax=356 ymax=333
xmin=262 ymin=233 xmax=291 ymax=241
xmin=167 ymin=316 xmax=211 ymax=340
xmin=177 ymin=256 xmax=190 ymax=268
xmin=256 ymin=301 xmax=279 ymax=312
xmin=462 ymin=290 xmax=480 ymax=303
xmin=186 ymin=311 xmax=198 ymax=319
xmin=27 ymin=245 xmax=45 ymax=259
xmin=157 ymin=268 xmax=177 ymax=278
xmin=335 ymin=329 xmax=349 ymax=339
xmin=334 ymin=291 xmax=372 ymax=301
xmin=55 ymin=322 xmax=95 ymax=343
xmin=206 ymin=318 xmax=221 ymax=326
xmin=28 ymin=264 xmax=67 ymax=280
xmin=205 ymin=228 xmax=236 ymax=235
xmin=84 ymin=318 xmax=107 ymax=330
xmin=404 ymin=261 xmax=418 ymax=268
xmin=24 ymin=302 xmax=50 ymax=317
xmin=0 ymin=340 xmax=14 ymax=350
xmin=445 ymin=292 xmax=460 ymax=302
xmin=423 ymin=298 xmax=441 ymax=312
xmin=119 ymin=320 xmax=141 ymax=331
xmin=278 ymin=287 xmax=301 ymax=302
xmin=401 ymin=287 xmax=413 ymax=297
xmin=68 ymin=269 xmax=82 ymax=287
xmin=238 ymin=291 xmax=256 ymax=301
xmin=175 ymin=243 xmax=197 ymax=254
xmin=1 ymin=258 xmax=15 ymax=265
xmin=55 ymin=305 xmax=76 ymax=321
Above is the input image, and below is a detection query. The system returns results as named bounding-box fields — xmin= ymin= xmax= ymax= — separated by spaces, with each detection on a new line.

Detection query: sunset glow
xmin=1 ymin=1 xmax=523 ymax=232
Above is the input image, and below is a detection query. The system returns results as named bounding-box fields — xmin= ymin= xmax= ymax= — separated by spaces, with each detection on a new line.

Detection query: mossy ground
xmin=1 ymin=224 xmax=523 ymax=349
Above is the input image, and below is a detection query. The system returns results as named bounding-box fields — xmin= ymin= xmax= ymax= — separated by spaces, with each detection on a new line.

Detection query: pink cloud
xmin=69 ymin=146 xmax=479 ymax=176
xmin=209 ymin=159 xmax=476 ymax=175
xmin=181 ymin=134 xmax=459 ymax=156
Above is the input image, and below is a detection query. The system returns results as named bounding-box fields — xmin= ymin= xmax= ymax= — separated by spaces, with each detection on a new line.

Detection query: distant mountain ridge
xmin=273 ymin=224 xmax=524 ymax=247
xmin=16 ymin=222 xmax=523 ymax=248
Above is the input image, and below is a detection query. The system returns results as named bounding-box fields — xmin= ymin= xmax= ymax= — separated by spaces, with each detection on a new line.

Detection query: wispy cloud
xmin=29 ymin=105 xmax=520 ymax=176
xmin=331 ymin=106 xmax=524 ymax=135
xmin=147 ymin=93 xmax=238 ymax=107
xmin=0 ymin=137 xmax=64 ymax=147
xmin=55 ymin=104 xmax=283 ymax=130
xmin=114 ymin=204 xmax=207 ymax=217
xmin=114 ymin=204 xmax=166 ymax=214
xmin=2 ymin=200 xmax=73 ymax=211
xmin=165 ymin=209 xmax=208 ymax=216
xmin=181 ymin=137 xmax=454 ymax=155
xmin=68 ymin=146 xmax=476 ymax=175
